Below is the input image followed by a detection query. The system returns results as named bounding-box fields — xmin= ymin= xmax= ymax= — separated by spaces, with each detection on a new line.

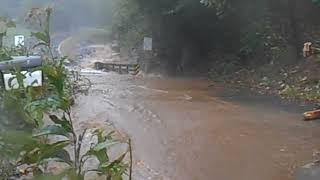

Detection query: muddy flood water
xmin=70 ymin=44 xmax=320 ymax=180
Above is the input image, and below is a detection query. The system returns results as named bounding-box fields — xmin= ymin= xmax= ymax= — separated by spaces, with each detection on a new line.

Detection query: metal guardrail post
xmin=0 ymin=56 xmax=43 ymax=90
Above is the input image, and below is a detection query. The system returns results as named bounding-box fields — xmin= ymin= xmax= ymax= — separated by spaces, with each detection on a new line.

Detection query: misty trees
xmin=112 ymin=0 xmax=238 ymax=74
xmin=0 ymin=17 xmax=15 ymax=48
xmin=113 ymin=0 xmax=320 ymax=74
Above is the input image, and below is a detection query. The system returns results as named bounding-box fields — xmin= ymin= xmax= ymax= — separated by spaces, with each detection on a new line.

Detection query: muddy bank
xmin=209 ymin=55 xmax=320 ymax=105
xmin=208 ymin=83 xmax=315 ymax=114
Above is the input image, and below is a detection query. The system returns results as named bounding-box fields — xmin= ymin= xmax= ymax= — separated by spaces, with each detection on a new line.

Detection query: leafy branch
xmin=0 ymin=6 xmax=132 ymax=180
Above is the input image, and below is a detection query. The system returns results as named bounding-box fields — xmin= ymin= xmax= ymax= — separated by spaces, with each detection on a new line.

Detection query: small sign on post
xmin=143 ymin=37 xmax=152 ymax=51
xmin=14 ymin=35 xmax=25 ymax=46
xmin=142 ymin=37 xmax=153 ymax=73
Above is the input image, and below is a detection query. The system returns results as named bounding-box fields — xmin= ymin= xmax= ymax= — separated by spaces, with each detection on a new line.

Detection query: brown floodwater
xmin=73 ymin=70 xmax=320 ymax=180
xmin=69 ymin=43 xmax=320 ymax=180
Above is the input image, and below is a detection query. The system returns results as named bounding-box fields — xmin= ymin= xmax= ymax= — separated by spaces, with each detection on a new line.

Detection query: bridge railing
xmin=94 ymin=62 xmax=140 ymax=75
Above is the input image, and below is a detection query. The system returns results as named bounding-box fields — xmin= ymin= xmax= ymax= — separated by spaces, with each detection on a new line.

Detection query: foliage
xmin=0 ymin=7 xmax=131 ymax=180
xmin=240 ymin=21 xmax=283 ymax=58
xmin=0 ymin=16 xmax=16 ymax=48
xmin=0 ymin=45 xmax=31 ymax=61
xmin=113 ymin=0 xmax=314 ymax=75
xmin=0 ymin=17 xmax=16 ymax=34
xmin=200 ymin=0 xmax=227 ymax=16
xmin=113 ymin=0 xmax=223 ymax=58
xmin=312 ymin=0 xmax=320 ymax=6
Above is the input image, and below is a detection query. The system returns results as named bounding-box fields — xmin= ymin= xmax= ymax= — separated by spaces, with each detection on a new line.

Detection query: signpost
xmin=142 ymin=37 xmax=153 ymax=73
xmin=143 ymin=37 xmax=152 ymax=51
xmin=14 ymin=35 xmax=25 ymax=46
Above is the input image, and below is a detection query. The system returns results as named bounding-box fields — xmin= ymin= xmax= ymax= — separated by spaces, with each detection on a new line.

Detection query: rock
xmin=295 ymin=161 xmax=320 ymax=180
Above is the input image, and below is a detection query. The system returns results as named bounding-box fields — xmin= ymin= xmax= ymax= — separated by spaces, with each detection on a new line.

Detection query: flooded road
xmin=70 ymin=44 xmax=320 ymax=180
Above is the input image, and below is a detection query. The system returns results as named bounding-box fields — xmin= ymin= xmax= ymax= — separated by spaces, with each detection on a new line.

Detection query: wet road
xmin=68 ymin=44 xmax=320 ymax=180
xmin=72 ymin=70 xmax=320 ymax=180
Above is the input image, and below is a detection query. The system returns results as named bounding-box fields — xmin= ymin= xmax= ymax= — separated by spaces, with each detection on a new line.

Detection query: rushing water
xmin=69 ymin=43 xmax=320 ymax=180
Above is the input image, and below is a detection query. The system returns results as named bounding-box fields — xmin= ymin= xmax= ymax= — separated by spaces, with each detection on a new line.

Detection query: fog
xmin=0 ymin=0 xmax=115 ymax=32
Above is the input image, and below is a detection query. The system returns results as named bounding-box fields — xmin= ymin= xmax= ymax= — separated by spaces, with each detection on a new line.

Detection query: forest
xmin=113 ymin=0 xmax=320 ymax=73
xmin=2 ymin=0 xmax=320 ymax=74
xmin=112 ymin=0 xmax=320 ymax=101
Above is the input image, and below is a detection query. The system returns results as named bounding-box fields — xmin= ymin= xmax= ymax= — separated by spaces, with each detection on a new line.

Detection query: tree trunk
xmin=0 ymin=34 xmax=3 ymax=48
xmin=288 ymin=0 xmax=300 ymax=59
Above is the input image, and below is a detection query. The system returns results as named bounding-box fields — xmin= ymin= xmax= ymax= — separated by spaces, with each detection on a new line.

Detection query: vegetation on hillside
xmin=110 ymin=0 xmax=320 ymax=102
xmin=112 ymin=0 xmax=318 ymax=73
xmin=0 ymin=7 xmax=131 ymax=180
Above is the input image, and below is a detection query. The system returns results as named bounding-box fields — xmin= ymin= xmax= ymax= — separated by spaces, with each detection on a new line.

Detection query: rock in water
xmin=295 ymin=161 xmax=320 ymax=180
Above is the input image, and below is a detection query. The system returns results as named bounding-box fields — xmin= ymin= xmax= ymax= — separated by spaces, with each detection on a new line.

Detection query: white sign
xmin=14 ymin=35 xmax=25 ymax=46
xmin=4 ymin=70 xmax=42 ymax=90
xmin=143 ymin=37 xmax=152 ymax=51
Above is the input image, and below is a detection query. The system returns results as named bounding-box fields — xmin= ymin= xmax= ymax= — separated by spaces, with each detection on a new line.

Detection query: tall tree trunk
xmin=288 ymin=0 xmax=300 ymax=59
xmin=0 ymin=34 xmax=3 ymax=48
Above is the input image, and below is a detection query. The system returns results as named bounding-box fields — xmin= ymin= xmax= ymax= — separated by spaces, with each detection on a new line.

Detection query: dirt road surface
xmin=71 ymin=44 xmax=320 ymax=180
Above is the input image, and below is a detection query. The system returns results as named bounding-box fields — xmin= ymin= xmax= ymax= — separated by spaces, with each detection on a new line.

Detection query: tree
xmin=312 ymin=0 xmax=320 ymax=6
xmin=0 ymin=17 xmax=16 ymax=48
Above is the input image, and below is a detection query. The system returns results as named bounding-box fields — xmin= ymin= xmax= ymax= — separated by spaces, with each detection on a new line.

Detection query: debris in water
xmin=137 ymin=85 xmax=169 ymax=94
xmin=183 ymin=94 xmax=193 ymax=101
xmin=303 ymin=109 xmax=320 ymax=121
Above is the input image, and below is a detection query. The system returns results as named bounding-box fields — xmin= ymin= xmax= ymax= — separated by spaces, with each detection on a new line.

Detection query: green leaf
xmin=31 ymin=32 xmax=49 ymax=44
xmin=33 ymin=168 xmax=74 ymax=180
xmin=42 ymin=65 xmax=66 ymax=97
xmin=86 ymin=148 xmax=109 ymax=164
xmin=49 ymin=115 xmax=72 ymax=133
xmin=22 ymin=140 xmax=70 ymax=165
xmin=48 ymin=149 xmax=73 ymax=166
xmin=44 ymin=7 xmax=52 ymax=35
xmin=99 ymin=155 xmax=125 ymax=169
xmin=93 ymin=141 xmax=118 ymax=152
xmin=33 ymin=125 xmax=70 ymax=137
xmin=84 ymin=135 xmax=117 ymax=163
xmin=46 ymin=96 xmax=63 ymax=110
xmin=99 ymin=152 xmax=127 ymax=170
xmin=28 ymin=108 xmax=44 ymax=127
xmin=0 ymin=130 xmax=38 ymax=158
xmin=33 ymin=42 xmax=48 ymax=49
xmin=94 ymin=129 xmax=106 ymax=143
xmin=26 ymin=96 xmax=68 ymax=112
xmin=41 ymin=140 xmax=70 ymax=158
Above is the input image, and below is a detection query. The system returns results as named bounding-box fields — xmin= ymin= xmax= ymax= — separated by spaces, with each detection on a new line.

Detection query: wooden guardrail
xmin=94 ymin=62 xmax=140 ymax=75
